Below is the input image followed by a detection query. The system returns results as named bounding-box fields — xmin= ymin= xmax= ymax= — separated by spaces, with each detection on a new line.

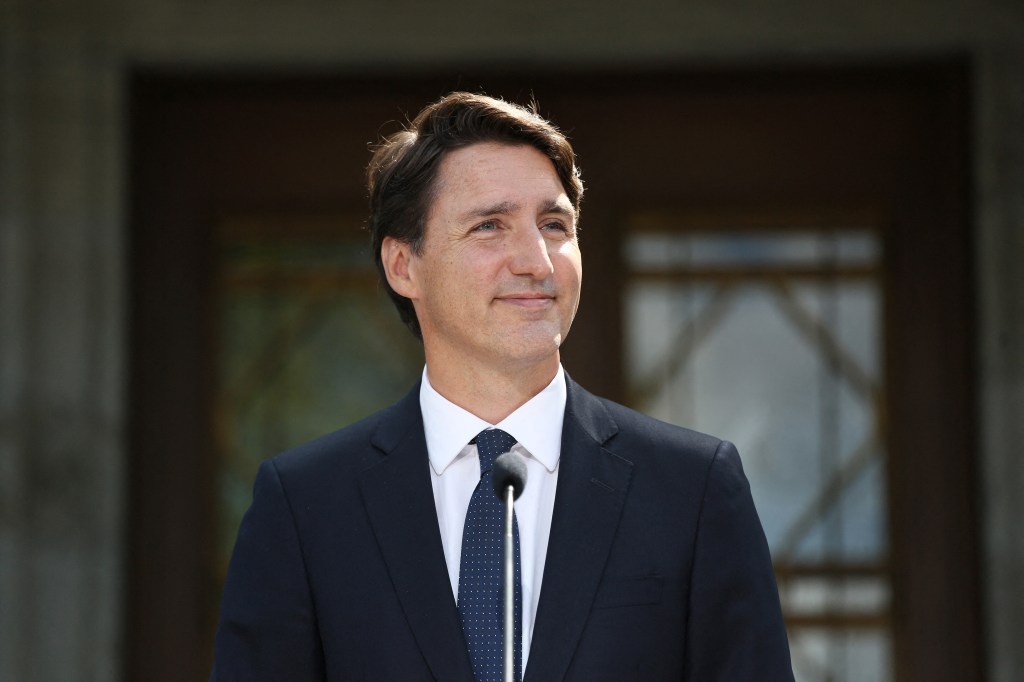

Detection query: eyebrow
xmin=457 ymin=198 xmax=576 ymax=223
xmin=458 ymin=201 xmax=520 ymax=222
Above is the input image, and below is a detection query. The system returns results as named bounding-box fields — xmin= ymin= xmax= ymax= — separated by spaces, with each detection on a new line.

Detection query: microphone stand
xmin=502 ymin=483 xmax=515 ymax=682
xmin=493 ymin=451 xmax=525 ymax=682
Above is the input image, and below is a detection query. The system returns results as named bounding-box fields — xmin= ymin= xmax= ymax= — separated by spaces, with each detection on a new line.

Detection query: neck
xmin=424 ymin=353 xmax=560 ymax=425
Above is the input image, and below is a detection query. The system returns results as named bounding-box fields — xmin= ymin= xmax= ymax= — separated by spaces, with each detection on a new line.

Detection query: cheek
xmin=553 ymin=244 xmax=583 ymax=283
xmin=461 ymin=252 xmax=509 ymax=287
xmin=431 ymin=260 xmax=491 ymax=311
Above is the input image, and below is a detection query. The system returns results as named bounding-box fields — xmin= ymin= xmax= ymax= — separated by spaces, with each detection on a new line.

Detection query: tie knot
xmin=474 ymin=428 xmax=517 ymax=474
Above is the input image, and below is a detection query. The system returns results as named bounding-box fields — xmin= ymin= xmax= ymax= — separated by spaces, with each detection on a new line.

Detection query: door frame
xmin=127 ymin=61 xmax=979 ymax=680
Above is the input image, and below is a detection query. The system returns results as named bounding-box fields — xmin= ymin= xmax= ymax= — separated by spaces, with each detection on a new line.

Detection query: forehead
xmin=430 ymin=142 xmax=569 ymax=212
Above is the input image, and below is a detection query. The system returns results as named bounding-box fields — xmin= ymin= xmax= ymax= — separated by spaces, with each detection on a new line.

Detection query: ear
xmin=380 ymin=236 xmax=419 ymax=300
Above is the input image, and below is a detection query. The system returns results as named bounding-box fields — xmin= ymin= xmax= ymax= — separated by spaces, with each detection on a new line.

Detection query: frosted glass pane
xmin=790 ymin=629 xmax=891 ymax=682
xmin=215 ymin=239 xmax=421 ymax=577
xmin=625 ymin=228 xmax=890 ymax=681
xmin=627 ymin=231 xmax=879 ymax=268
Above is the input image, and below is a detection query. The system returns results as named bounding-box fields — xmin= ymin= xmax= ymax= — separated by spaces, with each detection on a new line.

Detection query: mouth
xmin=495 ymin=293 xmax=555 ymax=308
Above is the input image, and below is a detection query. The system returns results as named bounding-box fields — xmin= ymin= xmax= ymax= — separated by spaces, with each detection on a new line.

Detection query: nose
xmin=508 ymin=224 xmax=555 ymax=279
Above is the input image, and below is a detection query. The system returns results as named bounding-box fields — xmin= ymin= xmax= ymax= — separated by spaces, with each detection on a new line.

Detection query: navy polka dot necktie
xmin=458 ymin=428 xmax=522 ymax=682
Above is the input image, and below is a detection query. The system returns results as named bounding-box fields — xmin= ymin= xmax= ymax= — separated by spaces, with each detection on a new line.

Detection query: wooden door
xmin=128 ymin=63 xmax=979 ymax=681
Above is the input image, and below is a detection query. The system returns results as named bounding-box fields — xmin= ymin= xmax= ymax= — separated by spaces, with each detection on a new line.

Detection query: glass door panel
xmin=625 ymin=224 xmax=889 ymax=682
xmin=213 ymin=216 xmax=423 ymax=584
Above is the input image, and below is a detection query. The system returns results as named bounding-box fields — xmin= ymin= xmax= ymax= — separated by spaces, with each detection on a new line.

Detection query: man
xmin=212 ymin=92 xmax=794 ymax=681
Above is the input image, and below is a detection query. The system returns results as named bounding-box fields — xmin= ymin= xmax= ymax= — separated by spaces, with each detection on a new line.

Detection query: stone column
xmin=0 ymin=1 xmax=125 ymax=679
xmin=977 ymin=46 xmax=1024 ymax=682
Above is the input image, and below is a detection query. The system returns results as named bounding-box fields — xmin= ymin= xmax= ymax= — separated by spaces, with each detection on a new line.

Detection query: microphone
xmin=492 ymin=451 xmax=527 ymax=682
xmin=492 ymin=452 xmax=527 ymax=501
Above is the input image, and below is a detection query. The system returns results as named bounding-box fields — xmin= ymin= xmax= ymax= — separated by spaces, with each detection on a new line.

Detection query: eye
xmin=541 ymin=219 xmax=573 ymax=236
xmin=473 ymin=220 xmax=499 ymax=232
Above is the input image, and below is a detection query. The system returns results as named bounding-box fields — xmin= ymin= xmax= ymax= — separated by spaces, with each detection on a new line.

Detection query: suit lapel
xmin=525 ymin=378 xmax=633 ymax=682
xmin=358 ymin=386 xmax=474 ymax=681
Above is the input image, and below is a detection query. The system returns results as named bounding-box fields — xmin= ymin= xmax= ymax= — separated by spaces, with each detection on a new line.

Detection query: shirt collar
xmin=420 ymin=365 xmax=566 ymax=476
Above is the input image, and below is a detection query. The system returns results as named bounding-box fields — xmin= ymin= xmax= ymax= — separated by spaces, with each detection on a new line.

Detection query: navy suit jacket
xmin=212 ymin=376 xmax=793 ymax=681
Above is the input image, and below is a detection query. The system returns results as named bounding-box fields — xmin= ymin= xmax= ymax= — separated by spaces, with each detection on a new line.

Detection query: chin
xmin=498 ymin=331 xmax=564 ymax=367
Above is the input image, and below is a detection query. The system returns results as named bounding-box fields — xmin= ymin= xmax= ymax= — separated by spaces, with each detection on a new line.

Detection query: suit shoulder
xmin=570 ymin=385 xmax=751 ymax=514
xmin=577 ymin=391 xmax=737 ymax=481
xmin=598 ymin=393 xmax=724 ymax=450
xmin=269 ymin=389 xmax=418 ymax=480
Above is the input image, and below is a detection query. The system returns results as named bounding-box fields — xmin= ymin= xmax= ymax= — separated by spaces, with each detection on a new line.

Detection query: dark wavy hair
xmin=367 ymin=91 xmax=584 ymax=339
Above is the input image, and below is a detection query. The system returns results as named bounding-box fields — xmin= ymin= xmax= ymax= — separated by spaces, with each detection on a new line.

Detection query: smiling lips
xmin=495 ymin=292 xmax=555 ymax=308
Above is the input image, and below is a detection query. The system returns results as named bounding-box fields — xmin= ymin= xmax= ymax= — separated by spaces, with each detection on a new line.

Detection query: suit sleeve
xmin=684 ymin=440 xmax=794 ymax=681
xmin=211 ymin=459 xmax=325 ymax=681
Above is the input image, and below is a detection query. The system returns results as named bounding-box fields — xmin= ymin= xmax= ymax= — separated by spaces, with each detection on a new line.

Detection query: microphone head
xmin=492 ymin=451 xmax=527 ymax=501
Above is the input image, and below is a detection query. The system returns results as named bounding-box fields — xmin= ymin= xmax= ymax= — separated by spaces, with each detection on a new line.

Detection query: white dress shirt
xmin=420 ymin=365 xmax=564 ymax=672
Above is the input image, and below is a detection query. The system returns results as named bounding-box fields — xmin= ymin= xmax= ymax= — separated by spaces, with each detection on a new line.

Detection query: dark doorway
xmin=127 ymin=63 xmax=979 ymax=681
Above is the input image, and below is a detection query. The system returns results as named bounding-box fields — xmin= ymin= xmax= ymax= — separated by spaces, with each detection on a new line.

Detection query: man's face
xmin=400 ymin=142 xmax=582 ymax=374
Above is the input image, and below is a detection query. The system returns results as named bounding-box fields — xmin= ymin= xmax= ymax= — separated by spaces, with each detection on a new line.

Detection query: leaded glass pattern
xmin=625 ymin=225 xmax=890 ymax=682
xmin=213 ymin=217 xmax=422 ymax=581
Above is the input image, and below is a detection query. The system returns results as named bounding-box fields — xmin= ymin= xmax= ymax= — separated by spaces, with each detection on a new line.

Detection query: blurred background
xmin=2 ymin=1 xmax=1022 ymax=680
